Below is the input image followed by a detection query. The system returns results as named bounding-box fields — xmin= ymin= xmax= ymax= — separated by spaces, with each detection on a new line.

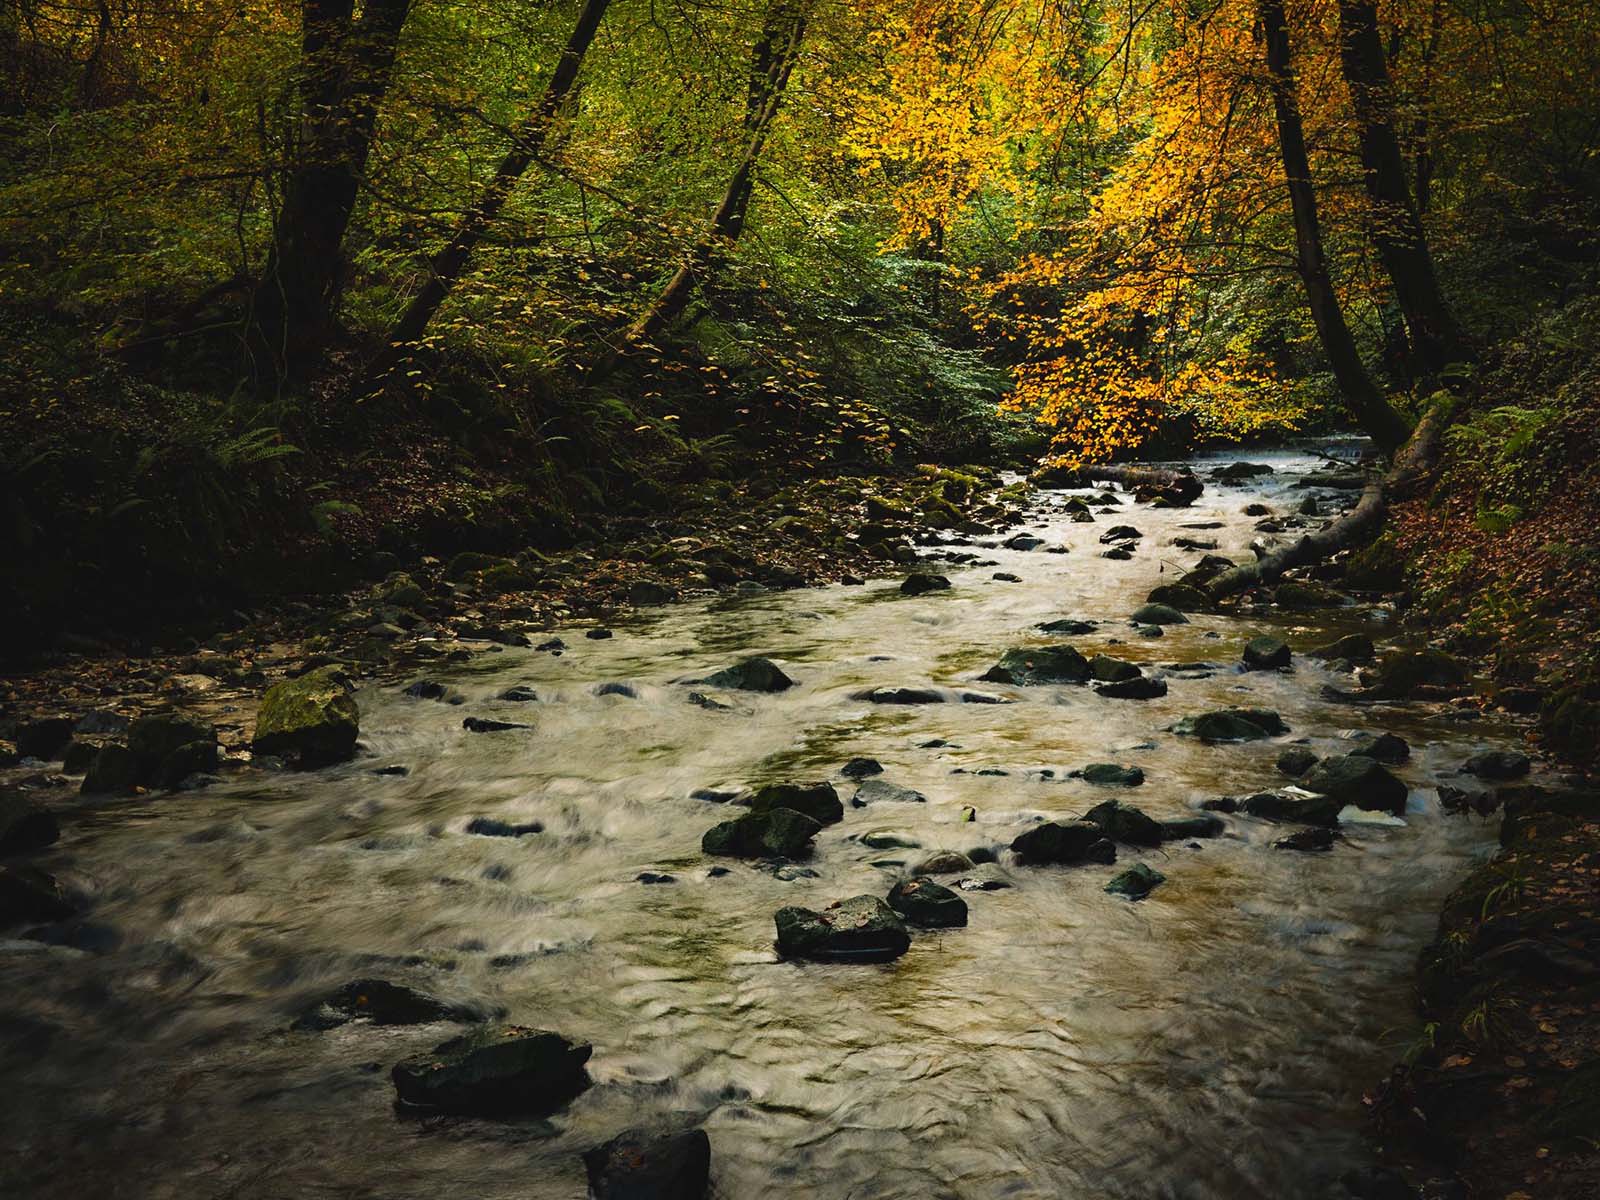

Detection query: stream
xmin=1 ymin=443 xmax=1515 ymax=1199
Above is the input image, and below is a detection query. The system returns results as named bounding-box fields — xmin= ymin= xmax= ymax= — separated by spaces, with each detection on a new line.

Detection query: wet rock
xmin=887 ymin=877 xmax=968 ymax=928
xmin=980 ymin=645 xmax=1089 ymax=685
xmin=1303 ymin=754 xmax=1408 ymax=815
xmin=586 ymin=628 xmax=614 ymax=640
xmin=1130 ymin=603 xmax=1187 ymax=625
xmin=1371 ymin=649 xmax=1468 ymax=698
xmin=1276 ymin=747 xmax=1319 ymax=777
xmin=1242 ymin=636 xmax=1291 ymax=671
xmin=900 ymin=573 xmax=950 ymax=595
xmin=1464 ymin=749 xmax=1531 ymax=780
xmin=1094 ymin=676 xmax=1168 ymax=699
xmin=636 ymin=872 xmax=676 ymax=885
xmin=912 ymin=850 xmax=974 ymax=875
xmin=391 ymin=1025 xmax=592 ymax=1115
xmin=696 ymin=656 xmax=795 ymax=693
xmin=0 ymin=790 xmax=59 ymax=855
xmin=749 ymin=782 xmax=843 ymax=825
xmin=628 ymin=581 xmax=676 ymax=606
xmin=1105 ymin=863 xmax=1165 ymax=899
xmin=15 ymin=716 xmax=76 ymax=761
xmin=1099 ymin=525 xmax=1142 ymax=544
xmin=0 ymin=865 xmax=76 ymax=924
xmin=1085 ymin=799 xmax=1162 ymax=844
xmin=1309 ymin=633 xmax=1375 ymax=663
xmin=80 ymin=744 xmax=140 ymax=794
xmin=462 ymin=717 xmax=531 ymax=733
xmin=992 ymin=571 xmax=1022 ymax=582
xmin=1242 ymin=503 xmax=1272 ymax=517
xmin=1185 ymin=555 xmax=1239 ymax=586
xmin=1214 ymin=461 xmax=1274 ymax=482
xmin=1146 ymin=583 xmax=1209 ymax=612
xmin=1159 ymin=815 xmax=1225 ymax=840
xmin=129 ymin=713 xmax=217 ymax=782
xmin=841 ymin=757 xmax=883 ymax=778
xmin=1241 ymin=792 xmax=1343 ymax=826
xmin=1076 ymin=764 xmax=1145 ymax=787
xmin=1276 ymin=827 xmax=1335 ymax=852
xmin=1010 ymin=820 xmax=1108 ymax=865
xmin=372 ymin=765 xmax=409 ymax=776
xmin=59 ymin=740 xmax=95 ymax=775
xmin=702 ymin=809 xmax=820 ymax=859
xmin=253 ymin=667 xmax=359 ymax=768
xmin=1038 ymin=619 xmax=1098 ymax=635
xmin=297 ymin=979 xmax=475 ymax=1030
xmin=1171 ymin=708 xmax=1287 ymax=741
xmin=466 ymin=817 xmax=544 ymax=838
xmin=1351 ymin=732 xmax=1411 ymax=764
xmin=403 ymin=680 xmax=447 ymax=700
xmin=1274 ymin=580 xmax=1346 ymax=608
xmin=850 ymin=778 xmax=926 ymax=807
xmin=499 ymin=686 xmax=539 ymax=702
xmin=536 ymin=638 xmax=567 ymax=652
xmin=583 ymin=1127 xmax=711 ymax=1200
xmin=852 ymin=686 xmax=945 ymax=705
xmin=156 ymin=739 xmax=220 ymax=789
xmin=1088 ymin=655 xmax=1142 ymax=683
xmin=687 ymin=692 xmax=734 ymax=711
xmin=74 ymin=710 xmax=129 ymax=736
xmin=860 ymin=830 xmax=920 ymax=850
xmin=1004 ymin=534 xmax=1045 ymax=551
xmin=1102 ymin=546 xmax=1134 ymax=560
xmin=774 ymin=895 xmax=910 ymax=962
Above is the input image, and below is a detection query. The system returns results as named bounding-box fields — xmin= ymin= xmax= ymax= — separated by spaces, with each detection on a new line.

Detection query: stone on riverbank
xmin=749 ymin=782 xmax=843 ymax=825
xmin=1371 ymin=649 xmax=1469 ymax=698
xmin=887 ymin=877 xmax=969 ymax=928
xmin=583 ymin=1128 xmax=711 ymax=1200
xmin=702 ymin=809 xmax=820 ymax=859
xmin=980 ymin=646 xmax=1089 ymax=685
xmin=775 ymin=895 xmax=910 ymax=962
xmin=253 ymin=667 xmax=359 ymax=768
xmin=391 ymin=1026 xmax=591 ymax=1115
xmin=1105 ymin=863 xmax=1165 ymax=899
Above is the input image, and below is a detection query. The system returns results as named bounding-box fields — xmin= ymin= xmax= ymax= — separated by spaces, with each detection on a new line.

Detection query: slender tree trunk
xmin=381 ymin=0 xmax=611 ymax=357
xmin=1258 ymin=0 xmax=1411 ymax=453
xmin=587 ymin=0 xmax=806 ymax=384
xmin=250 ymin=0 xmax=412 ymax=375
xmin=1336 ymin=0 xmax=1468 ymax=377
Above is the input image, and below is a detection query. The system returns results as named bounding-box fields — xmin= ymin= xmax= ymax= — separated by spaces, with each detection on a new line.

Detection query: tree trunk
xmin=1336 ymin=0 xmax=1468 ymax=377
xmin=250 ymin=0 xmax=412 ymax=376
xmin=587 ymin=0 xmax=806 ymax=384
xmin=1203 ymin=404 xmax=1446 ymax=599
xmin=379 ymin=0 xmax=611 ymax=360
xmin=1258 ymin=0 xmax=1412 ymax=453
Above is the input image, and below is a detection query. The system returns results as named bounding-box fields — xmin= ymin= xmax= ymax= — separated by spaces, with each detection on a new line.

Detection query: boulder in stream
xmin=980 ymin=646 xmax=1089 ymax=685
xmin=1094 ymin=676 xmax=1167 ymax=699
xmin=1241 ymin=791 xmax=1344 ymax=827
xmin=1464 ymin=749 xmax=1531 ymax=780
xmin=583 ymin=1127 xmax=711 ymax=1200
xmin=1099 ymin=525 xmax=1142 ymax=544
xmin=696 ymin=657 xmax=795 ymax=693
xmin=0 ymin=789 xmax=59 ymax=855
xmin=1370 ymin=648 xmax=1469 ymax=698
xmin=749 ymin=782 xmax=843 ymax=825
xmin=900 ymin=573 xmax=950 ymax=596
xmin=297 ymin=979 xmax=478 ymax=1030
xmin=1146 ymin=584 xmax=1209 ymax=612
xmin=852 ymin=686 xmax=945 ymax=705
xmin=1088 ymin=655 xmax=1142 ymax=683
xmin=1351 ymin=732 xmax=1411 ymax=764
xmin=912 ymin=850 xmax=974 ymax=875
xmin=0 ymin=864 xmax=77 ymax=924
xmin=702 ymin=809 xmax=819 ymax=859
xmin=1075 ymin=764 xmax=1145 ymax=787
xmin=775 ymin=895 xmax=910 ymax=962
xmin=1275 ymin=828 xmax=1335 ymax=852
xmin=1160 ymin=814 xmax=1225 ymax=840
xmin=1170 ymin=708 xmax=1287 ymax=741
xmin=850 ymin=778 xmax=926 ymax=807
xmin=1276 ymin=747 xmax=1319 ymax=777
xmin=1105 ymin=863 xmax=1165 ymax=900
xmin=1038 ymin=619 xmax=1098 ymax=636
xmin=1242 ymin=636 xmax=1291 ymax=671
xmin=841 ymin=757 xmax=883 ymax=778
xmin=1010 ymin=820 xmax=1111 ymax=865
xmin=886 ymin=877 xmax=969 ymax=928
xmin=391 ymin=1025 xmax=591 ymax=1115
xmin=253 ymin=667 xmax=359 ymax=768
xmin=463 ymin=717 xmax=531 ymax=733
xmin=1130 ymin=603 xmax=1187 ymax=625
xmin=1303 ymin=754 xmax=1408 ymax=815
xmin=1309 ymin=634 xmax=1375 ymax=663
xmin=1085 ymin=800 xmax=1162 ymax=845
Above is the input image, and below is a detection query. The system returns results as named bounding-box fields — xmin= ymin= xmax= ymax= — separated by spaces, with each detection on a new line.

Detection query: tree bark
xmin=380 ymin=0 xmax=611 ymax=359
xmin=1258 ymin=0 xmax=1412 ymax=453
xmin=586 ymin=0 xmax=806 ymax=384
xmin=250 ymin=0 xmax=412 ymax=376
xmin=1336 ymin=0 xmax=1468 ymax=377
xmin=1203 ymin=404 xmax=1446 ymax=599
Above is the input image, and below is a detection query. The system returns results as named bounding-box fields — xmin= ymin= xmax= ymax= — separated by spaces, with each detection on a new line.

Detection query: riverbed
xmin=0 ymin=444 xmax=1517 ymax=1198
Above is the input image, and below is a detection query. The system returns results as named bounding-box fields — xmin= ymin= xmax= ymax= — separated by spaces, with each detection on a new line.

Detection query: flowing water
xmin=2 ymin=444 xmax=1516 ymax=1198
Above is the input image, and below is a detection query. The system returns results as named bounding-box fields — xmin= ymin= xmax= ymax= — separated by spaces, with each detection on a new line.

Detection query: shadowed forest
xmin=3 ymin=1 xmax=1600 ymax=1197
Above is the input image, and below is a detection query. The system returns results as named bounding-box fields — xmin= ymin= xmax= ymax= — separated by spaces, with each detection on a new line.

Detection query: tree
xmin=1335 ymin=0 xmax=1468 ymax=380
xmin=1257 ymin=0 xmax=1411 ymax=451
xmin=249 ymin=0 xmax=414 ymax=377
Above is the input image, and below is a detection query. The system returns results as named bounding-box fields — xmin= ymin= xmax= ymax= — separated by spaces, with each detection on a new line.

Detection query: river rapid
xmin=1 ymin=443 xmax=1517 ymax=1198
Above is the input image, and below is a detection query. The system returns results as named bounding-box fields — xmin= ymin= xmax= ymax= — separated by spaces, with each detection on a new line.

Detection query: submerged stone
xmin=298 ymin=979 xmax=474 ymax=1030
xmin=1105 ymin=863 xmax=1165 ymax=899
xmin=1159 ymin=814 xmax=1225 ymax=840
xmin=1076 ymin=764 xmax=1145 ymax=787
xmin=852 ymin=686 xmax=945 ymax=705
xmin=775 ymin=895 xmax=910 ymax=962
xmin=390 ymin=1025 xmax=591 ymax=1115
xmin=583 ymin=1128 xmax=711 ymax=1200
xmin=1276 ymin=827 xmax=1335 ymax=852
xmin=1095 ymin=676 xmax=1168 ymax=699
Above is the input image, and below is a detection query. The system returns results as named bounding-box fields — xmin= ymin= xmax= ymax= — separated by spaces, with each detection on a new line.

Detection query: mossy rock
xmin=748 ymin=782 xmax=843 ymax=826
xmin=253 ymin=667 xmax=360 ymax=768
xmin=377 ymin=572 xmax=426 ymax=608
xmin=1373 ymin=649 xmax=1469 ymax=698
xmin=479 ymin=563 xmax=541 ymax=594
xmin=1171 ymin=708 xmax=1287 ymax=741
xmin=981 ymin=645 xmax=1090 ymax=685
xmin=1274 ymin=580 xmax=1347 ymax=608
xmin=701 ymin=808 xmax=819 ymax=858
xmin=1542 ymin=685 xmax=1600 ymax=768
xmin=1344 ymin=533 xmax=1408 ymax=591
xmin=445 ymin=551 xmax=510 ymax=581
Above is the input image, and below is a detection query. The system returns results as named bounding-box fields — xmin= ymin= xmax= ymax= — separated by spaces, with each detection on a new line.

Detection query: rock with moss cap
xmin=253 ymin=667 xmax=360 ymax=768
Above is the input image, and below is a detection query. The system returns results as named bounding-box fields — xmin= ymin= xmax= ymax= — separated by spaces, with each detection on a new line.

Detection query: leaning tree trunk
xmin=1204 ymin=405 xmax=1447 ymax=599
xmin=586 ymin=0 xmax=806 ymax=385
xmin=378 ymin=0 xmax=611 ymax=362
xmin=250 ymin=0 xmax=413 ymax=376
xmin=1258 ymin=0 xmax=1412 ymax=453
xmin=1336 ymin=0 xmax=1469 ymax=378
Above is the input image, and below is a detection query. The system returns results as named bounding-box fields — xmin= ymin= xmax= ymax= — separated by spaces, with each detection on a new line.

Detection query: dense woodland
xmin=5 ymin=1 xmax=1600 ymax=1194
